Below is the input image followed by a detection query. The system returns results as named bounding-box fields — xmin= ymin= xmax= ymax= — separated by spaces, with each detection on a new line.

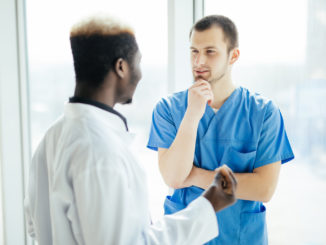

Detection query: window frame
xmin=0 ymin=0 xmax=32 ymax=244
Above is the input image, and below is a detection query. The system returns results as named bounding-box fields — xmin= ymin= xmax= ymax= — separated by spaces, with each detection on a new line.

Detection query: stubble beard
xmin=194 ymin=67 xmax=227 ymax=85
xmin=193 ymin=55 xmax=230 ymax=85
xmin=207 ymin=56 xmax=229 ymax=85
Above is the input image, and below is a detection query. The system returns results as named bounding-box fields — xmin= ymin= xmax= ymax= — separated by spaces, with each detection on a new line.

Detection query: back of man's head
xmin=190 ymin=15 xmax=238 ymax=52
xmin=70 ymin=15 xmax=139 ymax=88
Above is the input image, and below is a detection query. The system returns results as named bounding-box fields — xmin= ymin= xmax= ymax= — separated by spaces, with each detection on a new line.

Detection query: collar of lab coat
xmin=64 ymin=102 xmax=132 ymax=138
xmin=69 ymin=96 xmax=128 ymax=131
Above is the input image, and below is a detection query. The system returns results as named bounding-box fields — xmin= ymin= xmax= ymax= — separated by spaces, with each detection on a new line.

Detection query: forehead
xmin=190 ymin=26 xmax=227 ymax=49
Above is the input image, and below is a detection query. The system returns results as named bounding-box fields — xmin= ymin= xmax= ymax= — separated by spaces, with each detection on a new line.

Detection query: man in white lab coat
xmin=24 ymin=15 xmax=237 ymax=245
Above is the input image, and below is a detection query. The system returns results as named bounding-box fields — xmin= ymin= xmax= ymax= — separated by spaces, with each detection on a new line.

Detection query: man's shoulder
xmin=59 ymin=115 xmax=127 ymax=169
xmin=39 ymin=115 xmax=65 ymax=144
xmin=155 ymin=89 xmax=188 ymax=111
xmin=42 ymin=113 xmax=118 ymax=152
xmin=168 ymin=89 xmax=188 ymax=101
xmin=239 ymin=86 xmax=277 ymax=112
xmin=31 ymin=115 xmax=66 ymax=163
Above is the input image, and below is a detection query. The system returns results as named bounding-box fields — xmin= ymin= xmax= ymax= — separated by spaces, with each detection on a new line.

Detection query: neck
xmin=210 ymin=73 xmax=236 ymax=109
xmin=74 ymin=82 xmax=116 ymax=108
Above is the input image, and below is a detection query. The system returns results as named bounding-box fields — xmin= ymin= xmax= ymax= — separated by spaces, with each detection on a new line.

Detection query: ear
xmin=114 ymin=58 xmax=128 ymax=79
xmin=229 ymin=48 xmax=240 ymax=65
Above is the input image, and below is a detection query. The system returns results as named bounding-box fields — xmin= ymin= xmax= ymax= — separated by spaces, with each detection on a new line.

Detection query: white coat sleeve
xmin=143 ymin=196 xmax=218 ymax=245
xmin=73 ymin=156 xmax=218 ymax=245
xmin=24 ymin=196 xmax=36 ymax=239
xmin=24 ymin=141 xmax=46 ymax=242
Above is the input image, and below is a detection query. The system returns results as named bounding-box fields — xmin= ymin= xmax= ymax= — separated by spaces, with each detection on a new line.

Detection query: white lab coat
xmin=24 ymin=102 xmax=218 ymax=245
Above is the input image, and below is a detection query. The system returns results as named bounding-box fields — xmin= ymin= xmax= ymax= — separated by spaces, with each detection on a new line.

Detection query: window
xmin=26 ymin=0 xmax=168 ymax=221
xmin=205 ymin=0 xmax=326 ymax=244
xmin=0 ymin=163 xmax=3 ymax=243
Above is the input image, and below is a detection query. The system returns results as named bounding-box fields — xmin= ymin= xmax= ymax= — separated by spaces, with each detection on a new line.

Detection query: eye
xmin=191 ymin=49 xmax=199 ymax=54
xmin=207 ymin=49 xmax=216 ymax=54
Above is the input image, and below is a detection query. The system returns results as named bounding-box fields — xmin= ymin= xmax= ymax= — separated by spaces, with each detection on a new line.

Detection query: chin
xmin=194 ymin=75 xmax=210 ymax=82
xmin=123 ymin=98 xmax=133 ymax=104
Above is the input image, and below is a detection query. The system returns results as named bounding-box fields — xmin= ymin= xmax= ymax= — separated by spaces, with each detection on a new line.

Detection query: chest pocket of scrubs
xmin=222 ymin=146 xmax=257 ymax=173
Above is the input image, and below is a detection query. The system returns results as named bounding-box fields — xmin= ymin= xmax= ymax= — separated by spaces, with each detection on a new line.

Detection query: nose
xmin=194 ymin=53 xmax=206 ymax=66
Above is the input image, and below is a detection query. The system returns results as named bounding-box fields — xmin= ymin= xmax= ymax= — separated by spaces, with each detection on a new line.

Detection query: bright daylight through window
xmin=205 ymin=0 xmax=326 ymax=244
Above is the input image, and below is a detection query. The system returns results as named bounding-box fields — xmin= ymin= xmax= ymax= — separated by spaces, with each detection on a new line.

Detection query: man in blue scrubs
xmin=147 ymin=15 xmax=294 ymax=244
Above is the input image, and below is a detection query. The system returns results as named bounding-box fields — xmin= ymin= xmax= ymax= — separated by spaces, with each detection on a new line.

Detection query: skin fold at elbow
xmin=260 ymin=187 xmax=276 ymax=203
xmin=159 ymin=163 xmax=192 ymax=189
xmin=162 ymin=175 xmax=187 ymax=189
xmin=160 ymin=170 xmax=190 ymax=189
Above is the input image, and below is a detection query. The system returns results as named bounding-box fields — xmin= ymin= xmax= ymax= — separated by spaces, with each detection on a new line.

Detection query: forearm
xmin=233 ymin=172 xmax=274 ymax=202
xmin=234 ymin=169 xmax=281 ymax=202
xmin=182 ymin=167 xmax=278 ymax=202
xmin=182 ymin=166 xmax=214 ymax=189
xmin=159 ymin=111 xmax=199 ymax=188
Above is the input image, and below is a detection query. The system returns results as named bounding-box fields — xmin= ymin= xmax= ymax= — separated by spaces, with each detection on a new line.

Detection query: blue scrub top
xmin=147 ymin=87 xmax=294 ymax=245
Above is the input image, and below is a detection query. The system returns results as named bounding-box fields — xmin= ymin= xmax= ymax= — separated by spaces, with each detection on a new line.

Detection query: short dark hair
xmin=70 ymin=16 xmax=139 ymax=88
xmin=190 ymin=15 xmax=238 ymax=52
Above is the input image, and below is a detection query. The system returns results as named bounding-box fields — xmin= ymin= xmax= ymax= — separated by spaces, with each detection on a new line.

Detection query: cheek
xmin=212 ymin=55 xmax=227 ymax=68
xmin=138 ymin=68 xmax=142 ymax=81
xmin=209 ymin=55 xmax=220 ymax=64
xmin=190 ymin=55 xmax=196 ymax=67
xmin=131 ymin=66 xmax=142 ymax=84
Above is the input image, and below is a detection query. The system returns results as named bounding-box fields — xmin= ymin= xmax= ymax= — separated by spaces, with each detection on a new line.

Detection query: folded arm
xmin=158 ymin=81 xmax=214 ymax=188
xmin=158 ymin=111 xmax=199 ymax=188
xmin=181 ymin=161 xmax=281 ymax=203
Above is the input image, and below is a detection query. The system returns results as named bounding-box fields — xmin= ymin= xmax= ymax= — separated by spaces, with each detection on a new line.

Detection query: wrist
xmin=203 ymin=186 xmax=220 ymax=212
xmin=184 ymin=109 xmax=201 ymax=125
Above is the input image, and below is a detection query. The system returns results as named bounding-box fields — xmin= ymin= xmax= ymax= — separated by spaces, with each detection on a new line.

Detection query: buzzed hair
xmin=190 ymin=15 xmax=239 ymax=52
xmin=70 ymin=15 xmax=139 ymax=87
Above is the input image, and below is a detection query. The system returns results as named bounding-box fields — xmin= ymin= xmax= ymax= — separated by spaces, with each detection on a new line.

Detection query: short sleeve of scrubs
xmin=147 ymin=99 xmax=177 ymax=151
xmin=254 ymin=101 xmax=294 ymax=168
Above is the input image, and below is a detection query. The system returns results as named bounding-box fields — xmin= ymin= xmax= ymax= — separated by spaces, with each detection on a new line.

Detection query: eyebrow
xmin=190 ymin=46 xmax=218 ymax=50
